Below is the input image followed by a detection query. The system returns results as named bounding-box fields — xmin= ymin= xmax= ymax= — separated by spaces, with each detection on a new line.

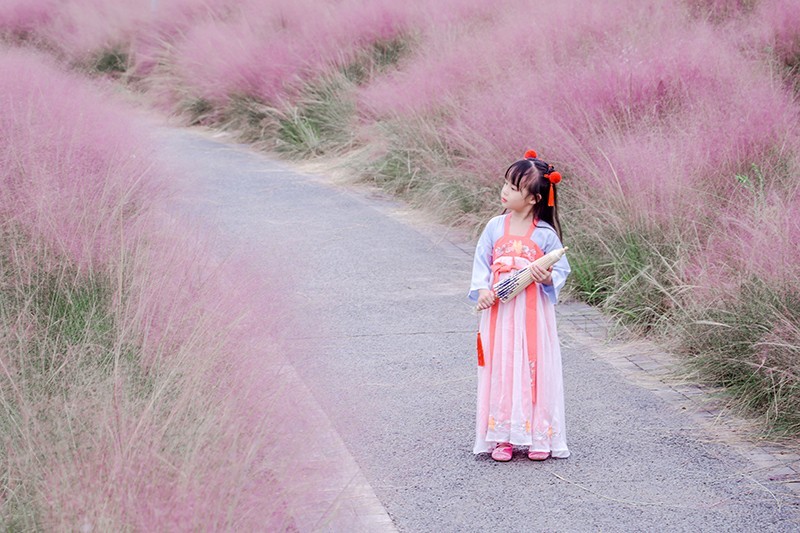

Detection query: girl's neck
xmin=508 ymin=207 xmax=535 ymax=224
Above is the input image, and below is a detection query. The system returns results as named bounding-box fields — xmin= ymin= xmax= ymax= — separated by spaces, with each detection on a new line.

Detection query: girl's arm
xmin=468 ymin=218 xmax=499 ymax=302
xmin=536 ymin=227 xmax=571 ymax=305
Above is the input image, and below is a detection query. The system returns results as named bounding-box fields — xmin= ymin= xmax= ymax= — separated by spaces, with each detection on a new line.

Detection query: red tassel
xmin=548 ymin=183 xmax=555 ymax=206
xmin=476 ymin=332 xmax=485 ymax=367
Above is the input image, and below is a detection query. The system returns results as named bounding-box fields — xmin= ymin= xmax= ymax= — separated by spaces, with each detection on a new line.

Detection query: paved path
xmin=153 ymin=124 xmax=800 ymax=532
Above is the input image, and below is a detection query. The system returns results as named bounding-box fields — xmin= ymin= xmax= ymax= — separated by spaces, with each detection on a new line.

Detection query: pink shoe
xmin=528 ymin=450 xmax=550 ymax=461
xmin=491 ymin=442 xmax=513 ymax=462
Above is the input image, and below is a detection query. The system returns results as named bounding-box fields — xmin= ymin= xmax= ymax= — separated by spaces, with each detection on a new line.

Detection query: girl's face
xmin=501 ymin=177 xmax=538 ymax=212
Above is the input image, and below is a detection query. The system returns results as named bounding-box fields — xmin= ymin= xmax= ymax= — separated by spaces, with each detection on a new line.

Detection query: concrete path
xmin=153 ymin=124 xmax=800 ymax=532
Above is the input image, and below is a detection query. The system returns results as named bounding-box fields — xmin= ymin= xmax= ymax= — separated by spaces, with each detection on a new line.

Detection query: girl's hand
xmin=477 ymin=289 xmax=497 ymax=310
xmin=529 ymin=264 xmax=553 ymax=285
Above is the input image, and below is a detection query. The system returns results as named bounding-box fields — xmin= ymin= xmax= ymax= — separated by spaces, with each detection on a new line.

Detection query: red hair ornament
xmin=546 ymin=171 xmax=561 ymax=206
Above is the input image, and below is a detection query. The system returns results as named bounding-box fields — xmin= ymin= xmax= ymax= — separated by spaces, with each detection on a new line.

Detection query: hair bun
xmin=523 ymin=149 xmax=538 ymax=159
xmin=547 ymin=171 xmax=562 ymax=184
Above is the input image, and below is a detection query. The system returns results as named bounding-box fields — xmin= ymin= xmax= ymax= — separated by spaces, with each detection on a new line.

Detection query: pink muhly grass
xmin=4 ymin=0 xmax=493 ymax=116
xmin=156 ymin=0 xmax=415 ymax=107
xmin=134 ymin=0 xmax=493 ymax=109
xmin=748 ymin=0 xmax=800 ymax=69
xmin=0 ymin=0 xmax=147 ymax=65
xmin=358 ymin=0 xmax=800 ymax=286
xmin=684 ymin=0 xmax=756 ymax=20
xmin=0 ymin=46 xmax=161 ymax=275
xmin=0 ymin=47 xmax=300 ymax=529
xmin=357 ymin=0 xmax=641 ymax=120
xmin=0 ymin=0 xmax=55 ymax=40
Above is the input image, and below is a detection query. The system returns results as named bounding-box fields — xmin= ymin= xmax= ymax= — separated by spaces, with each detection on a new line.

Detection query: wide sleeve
xmin=539 ymin=228 xmax=571 ymax=305
xmin=467 ymin=219 xmax=497 ymax=302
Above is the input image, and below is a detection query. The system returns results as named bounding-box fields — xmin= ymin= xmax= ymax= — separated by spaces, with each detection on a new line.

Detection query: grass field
xmin=1 ymin=0 xmax=799 ymax=522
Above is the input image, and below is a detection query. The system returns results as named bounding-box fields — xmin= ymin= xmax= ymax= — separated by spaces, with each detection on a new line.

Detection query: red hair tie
xmin=523 ymin=149 xmax=537 ymax=159
xmin=545 ymin=171 xmax=561 ymax=206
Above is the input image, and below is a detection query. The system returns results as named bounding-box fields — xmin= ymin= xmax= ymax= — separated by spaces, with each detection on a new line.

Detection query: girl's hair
xmin=502 ymin=158 xmax=563 ymax=241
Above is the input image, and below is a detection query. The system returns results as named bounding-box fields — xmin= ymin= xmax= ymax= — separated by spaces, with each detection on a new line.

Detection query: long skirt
xmin=473 ymin=278 xmax=570 ymax=457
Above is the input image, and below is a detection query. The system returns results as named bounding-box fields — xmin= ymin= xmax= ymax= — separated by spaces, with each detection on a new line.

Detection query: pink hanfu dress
xmin=472 ymin=214 xmax=570 ymax=457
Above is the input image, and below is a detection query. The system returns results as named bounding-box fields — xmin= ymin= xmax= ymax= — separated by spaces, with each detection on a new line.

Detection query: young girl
xmin=468 ymin=149 xmax=571 ymax=462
